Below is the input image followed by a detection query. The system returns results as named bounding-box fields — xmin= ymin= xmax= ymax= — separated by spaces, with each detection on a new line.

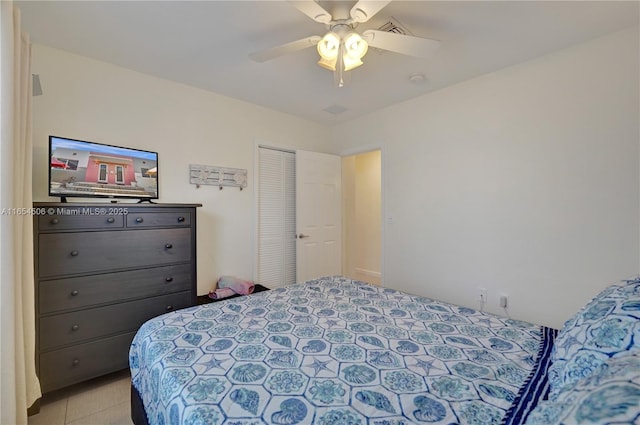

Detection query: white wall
xmin=31 ymin=45 xmax=331 ymax=295
xmin=331 ymin=26 xmax=640 ymax=329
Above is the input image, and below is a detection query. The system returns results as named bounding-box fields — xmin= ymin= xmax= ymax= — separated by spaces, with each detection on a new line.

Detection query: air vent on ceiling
xmin=323 ymin=104 xmax=348 ymax=115
xmin=372 ymin=16 xmax=412 ymax=55
xmin=377 ymin=16 xmax=412 ymax=36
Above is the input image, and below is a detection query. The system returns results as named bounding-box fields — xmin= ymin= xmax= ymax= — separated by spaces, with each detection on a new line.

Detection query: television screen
xmin=49 ymin=136 xmax=158 ymax=200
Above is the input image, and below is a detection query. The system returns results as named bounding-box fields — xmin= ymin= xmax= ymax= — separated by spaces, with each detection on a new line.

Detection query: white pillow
xmin=526 ymin=351 xmax=640 ymax=424
xmin=547 ymin=277 xmax=640 ymax=399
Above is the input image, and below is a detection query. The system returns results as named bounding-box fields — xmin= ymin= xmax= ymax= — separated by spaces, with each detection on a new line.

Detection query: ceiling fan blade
xmin=249 ymin=36 xmax=322 ymax=63
xmin=362 ymin=29 xmax=441 ymax=58
xmin=350 ymin=0 xmax=392 ymax=23
xmin=288 ymin=1 xmax=332 ymax=24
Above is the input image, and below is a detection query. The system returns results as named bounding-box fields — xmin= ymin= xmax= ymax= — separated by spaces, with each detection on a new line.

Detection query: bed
xmin=129 ymin=275 xmax=640 ymax=425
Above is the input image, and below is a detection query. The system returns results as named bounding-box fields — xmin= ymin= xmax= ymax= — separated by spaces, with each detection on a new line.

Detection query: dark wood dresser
xmin=33 ymin=202 xmax=200 ymax=392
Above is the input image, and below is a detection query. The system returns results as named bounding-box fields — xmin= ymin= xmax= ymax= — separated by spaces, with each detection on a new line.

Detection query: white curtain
xmin=0 ymin=2 xmax=42 ymax=424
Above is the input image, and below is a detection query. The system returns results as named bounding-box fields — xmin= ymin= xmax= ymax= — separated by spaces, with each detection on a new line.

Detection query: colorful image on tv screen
xmin=49 ymin=137 xmax=158 ymax=199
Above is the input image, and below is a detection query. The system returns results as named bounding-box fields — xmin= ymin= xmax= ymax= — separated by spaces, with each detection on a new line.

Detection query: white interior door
xmin=296 ymin=150 xmax=342 ymax=282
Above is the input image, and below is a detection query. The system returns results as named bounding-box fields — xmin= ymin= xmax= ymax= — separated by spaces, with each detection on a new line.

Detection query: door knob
xmin=298 ymin=234 xmax=310 ymax=239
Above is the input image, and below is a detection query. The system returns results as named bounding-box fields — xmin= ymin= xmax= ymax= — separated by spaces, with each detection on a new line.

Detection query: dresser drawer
xmin=39 ymin=264 xmax=193 ymax=314
xmin=39 ymin=331 xmax=135 ymax=393
xmin=39 ymin=291 xmax=192 ymax=350
xmin=38 ymin=211 xmax=124 ymax=231
xmin=126 ymin=211 xmax=191 ymax=228
xmin=38 ymin=228 xmax=191 ymax=277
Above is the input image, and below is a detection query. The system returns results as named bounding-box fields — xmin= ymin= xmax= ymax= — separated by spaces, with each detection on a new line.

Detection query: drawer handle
xmin=165 ymin=243 xmax=173 ymax=249
xmin=70 ymin=250 xmax=79 ymax=257
xmin=106 ymin=217 xmax=115 ymax=223
xmin=71 ymin=324 xmax=79 ymax=331
xmin=51 ymin=218 xmax=59 ymax=225
xmin=166 ymin=305 xmax=173 ymax=311
xmin=72 ymin=359 xmax=80 ymax=366
xmin=71 ymin=290 xmax=79 ymax=296
xmin=135 ymin=217 xmax=143 ymax=223
xmin=165 ymin=276 xmax=173 ymax=282
xmin=177 ymin=216 xmax=185 ymax=223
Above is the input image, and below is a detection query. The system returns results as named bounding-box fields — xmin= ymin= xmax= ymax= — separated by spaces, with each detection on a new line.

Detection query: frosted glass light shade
xmin=343 ymin=56 xmax=364 ymax=71
xmin=318 ymin=32 xmax=340 ymax=60
xmin=344 ymin=32 xmax=368 ymax=60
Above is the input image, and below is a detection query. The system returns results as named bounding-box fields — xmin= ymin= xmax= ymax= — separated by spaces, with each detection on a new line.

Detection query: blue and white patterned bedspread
xmin=130 ymin=276 xmax=555 ymax=425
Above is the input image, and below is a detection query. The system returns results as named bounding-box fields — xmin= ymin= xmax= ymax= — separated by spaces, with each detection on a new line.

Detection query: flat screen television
xmin=49 ymin=135 xmax=158 ymax=201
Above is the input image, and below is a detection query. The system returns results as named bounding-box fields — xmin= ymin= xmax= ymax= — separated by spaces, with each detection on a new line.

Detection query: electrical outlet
xmin=500 ymin=294 xmax=509 ymax=308
xmin=477 ymin=288 xmax=488 ymax=303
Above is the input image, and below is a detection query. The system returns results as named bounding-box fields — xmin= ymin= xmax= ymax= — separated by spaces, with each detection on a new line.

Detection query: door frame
xmin=338 ymin=144 xmax=385 ymax=287
xmin=252 ymin=140 xmax=385 ymax=287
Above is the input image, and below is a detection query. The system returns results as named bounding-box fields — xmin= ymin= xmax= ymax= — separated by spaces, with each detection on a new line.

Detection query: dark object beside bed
xmin=131 ymin=383 xmax=149 ymax=425
xmin=196 ymin=284 xmax=270 ymax=305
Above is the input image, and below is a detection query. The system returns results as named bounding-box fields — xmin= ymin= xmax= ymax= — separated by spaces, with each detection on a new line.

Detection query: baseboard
xmin=354 ymin=268 xmax=381 ymax=279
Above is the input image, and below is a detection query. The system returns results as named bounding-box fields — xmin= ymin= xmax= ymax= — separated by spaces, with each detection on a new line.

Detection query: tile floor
xmin=28 ymin=369 xmax=133 ymax=425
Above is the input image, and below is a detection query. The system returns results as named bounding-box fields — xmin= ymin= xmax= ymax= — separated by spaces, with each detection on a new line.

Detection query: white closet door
xmin=258 ymin=147 xmax=296 ymax=287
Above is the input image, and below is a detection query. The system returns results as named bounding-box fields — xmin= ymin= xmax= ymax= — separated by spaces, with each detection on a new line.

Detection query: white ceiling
xmin=17 ymin=1 xmax=639 ymax=126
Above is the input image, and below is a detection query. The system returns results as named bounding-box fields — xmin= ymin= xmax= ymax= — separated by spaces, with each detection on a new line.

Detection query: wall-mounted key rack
xmin=189 ymin=164 xmax=247 ymax=190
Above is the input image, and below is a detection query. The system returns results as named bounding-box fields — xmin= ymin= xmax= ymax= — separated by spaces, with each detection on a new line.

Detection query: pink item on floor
xmin=217 ymin=276 xmax=255 ymax=295
xmin=208 ymin=287 xmax=236 ymax=300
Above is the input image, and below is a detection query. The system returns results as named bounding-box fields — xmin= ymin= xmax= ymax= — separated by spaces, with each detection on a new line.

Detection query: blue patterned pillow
xmin=547 ymin=277 xmax=640 ymax=399
xmin=526 ymin=351 xmax=640 ymax=424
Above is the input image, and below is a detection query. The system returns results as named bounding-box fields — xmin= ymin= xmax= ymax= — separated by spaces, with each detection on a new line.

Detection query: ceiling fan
xmin=249 ymin=0 xmax=441 ymax=87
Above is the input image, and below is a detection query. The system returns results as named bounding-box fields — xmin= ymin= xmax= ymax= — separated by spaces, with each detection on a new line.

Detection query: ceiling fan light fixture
xmin=317 ymin=32 xmax=340 ymax=60
xmin=252 ymin=0 xmax=441 ymax=88
xmin=317 ymin=56 xmax=337 ymax=71
xmin=344 ymin=31 xmax=368 ymax=60
xmin=342 ymin=56 xmax=363 ymax=71
xmin=342 ymin=31 xmax=367 ymax=71
xmin=317 ymin=30 xmax=368 ymax=73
